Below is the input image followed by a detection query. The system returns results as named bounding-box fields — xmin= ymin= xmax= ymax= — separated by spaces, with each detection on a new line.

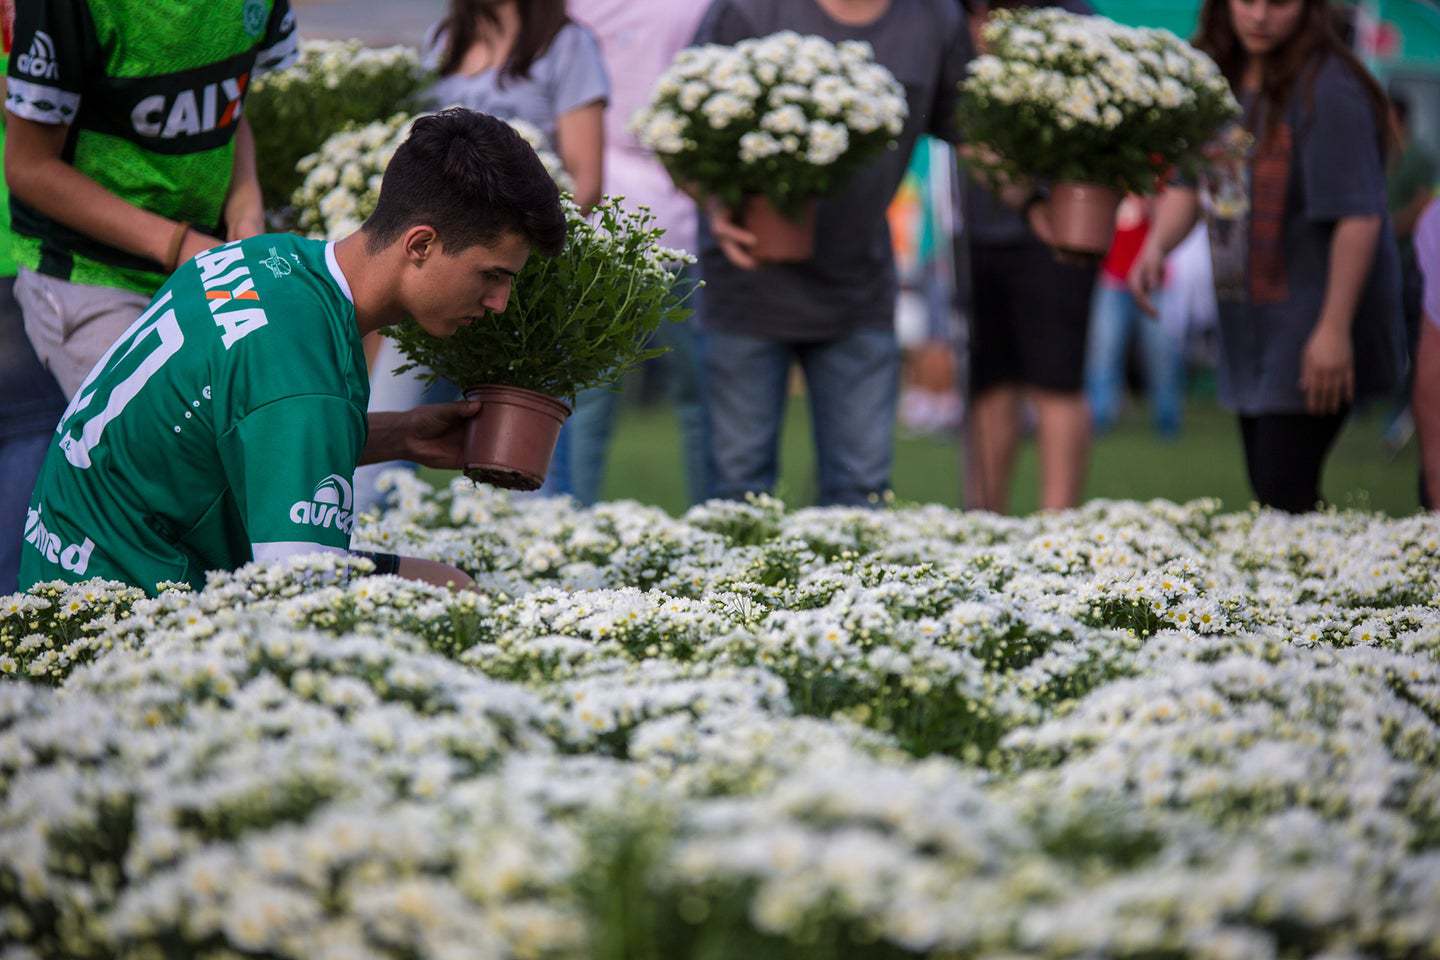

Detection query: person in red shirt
xmin=1085 ymin=194 xmax=1184 ymax=438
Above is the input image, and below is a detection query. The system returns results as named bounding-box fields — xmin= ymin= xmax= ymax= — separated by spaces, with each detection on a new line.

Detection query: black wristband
xmin=351 ymin=550 xmax=401 ymax=576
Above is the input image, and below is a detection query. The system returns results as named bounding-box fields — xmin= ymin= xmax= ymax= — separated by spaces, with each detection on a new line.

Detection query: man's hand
xmin=396 ymin=556 xmax=476 ymax=591
xmin=224 ymin=207 xmax=266 ymax=243
xmin=406 ymin=399 xmax=483 ymax=468
xmin=1299 ymin=323 xmax=1354 ymax=415
xmin=1128 ymin=241 xmax=1167 ymax=318
xmin=361 ymin=400 xmax=482 ymax=468
xmin=178 ymin=228 xmax=224 ymax=265
xmin=706 ymin=197 xmax=759 ymax=270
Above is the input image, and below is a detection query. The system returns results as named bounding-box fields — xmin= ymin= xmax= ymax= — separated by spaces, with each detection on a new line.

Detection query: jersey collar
xmin=325 ymin=242 xmax=356 ymax=304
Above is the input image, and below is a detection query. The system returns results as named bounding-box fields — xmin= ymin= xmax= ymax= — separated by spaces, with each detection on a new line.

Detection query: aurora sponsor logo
xmin=16 ymin=31 xmax=59 ymax=81
xmin=289 ymin=474 xmax=355 ymax=534
xmin=23 ymin=504 xmax=95 ymax=575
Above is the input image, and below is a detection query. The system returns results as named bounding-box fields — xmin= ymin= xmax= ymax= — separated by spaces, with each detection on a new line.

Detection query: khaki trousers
xmin=15 ymin=268 xmax=153 ymax=399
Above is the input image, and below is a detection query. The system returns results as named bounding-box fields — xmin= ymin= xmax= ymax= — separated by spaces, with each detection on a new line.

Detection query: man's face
xmin=402 ymin=230 xmax=530 ymax=338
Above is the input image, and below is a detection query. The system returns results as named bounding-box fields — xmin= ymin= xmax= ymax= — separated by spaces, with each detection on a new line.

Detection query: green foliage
xmin=390 ymin=197 xmax=694 ymax=398
xmin=248 ymin=40 xmax=431 ymax=215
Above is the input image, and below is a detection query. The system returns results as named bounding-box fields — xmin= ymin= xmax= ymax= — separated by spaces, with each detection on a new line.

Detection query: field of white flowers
xmin=4 ymin=475 xmax=1440 ymax=959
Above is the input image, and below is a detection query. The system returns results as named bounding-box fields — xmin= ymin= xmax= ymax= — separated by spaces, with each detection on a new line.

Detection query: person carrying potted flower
xmin=688 ymin=0 xmax=972 ymax=507
xmin=19 ymin=109 xmax=567 ymax=595
xmin=1130 ymin=0 xmax=1406 ymax=512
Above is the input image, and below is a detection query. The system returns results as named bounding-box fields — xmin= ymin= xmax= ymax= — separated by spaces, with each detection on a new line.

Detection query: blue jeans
xmin=0 ymin=276 xmax=67 ymax=594
xmin=541 ymin=269 xmax=709 ymax=506
xmin=1085 ymin=281 xmax=1183 ymax=437
xmin=704 ymin=325 xmax=900 ymax=506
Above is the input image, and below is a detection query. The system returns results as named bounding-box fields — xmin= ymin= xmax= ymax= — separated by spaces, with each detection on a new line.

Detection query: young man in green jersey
xmin=19 ymin=109 xmax=568 ymax=595
xmin=4 ymin=0 xmax=296 ymax=399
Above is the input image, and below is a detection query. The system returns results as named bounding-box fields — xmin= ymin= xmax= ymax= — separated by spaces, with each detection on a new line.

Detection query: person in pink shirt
xmin=549 ymin=0 xmax=711 ymax=506
xmin=1412 ymin=198 xmax=1440 ymax=509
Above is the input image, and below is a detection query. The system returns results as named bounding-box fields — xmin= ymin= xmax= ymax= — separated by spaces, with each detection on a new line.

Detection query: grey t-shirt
xmin=693 ymin=0 xmax=972 ymax=341
xmin=1199 ymin=55 xmax=1405 ymax=415
xmin=424 ymin=21 xmax=610 ymax=147
xmin=961 ymin=0 xmax=1094 ymax=247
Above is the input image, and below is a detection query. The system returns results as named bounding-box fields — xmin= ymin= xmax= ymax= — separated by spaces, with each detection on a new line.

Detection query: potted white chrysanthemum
xmin=958 ymin=9 xmax=1239 ymax=255
xmin=294 ymin=115 xmax=686 ymax=490
xmin=389 ymin=197 xmax=693 ymax=489
xmin=633 ymin=31 xmax=909 ymax=263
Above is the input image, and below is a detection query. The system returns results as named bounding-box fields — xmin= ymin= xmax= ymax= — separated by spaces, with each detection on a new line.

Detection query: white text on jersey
xmin=197 ymin=241 xmax=268 ymax=349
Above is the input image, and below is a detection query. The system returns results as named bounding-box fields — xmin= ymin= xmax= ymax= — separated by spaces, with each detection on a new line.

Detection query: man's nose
xmin=484 ymin=286 xmax=511 ymax=314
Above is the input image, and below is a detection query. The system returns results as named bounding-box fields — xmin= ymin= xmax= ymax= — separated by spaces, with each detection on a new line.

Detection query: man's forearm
xmin=225 ymin=116 xmax=264 ymax=227
xmin=1318 ymin=215 xmax=1382 ymax=335
xmin=1148 ymin=188 xmax=1201 ymax=258
xmin=5 ymin=126 xmax=179 ymax=265
xmin=359 ymin=411 xmax=415 ymax=465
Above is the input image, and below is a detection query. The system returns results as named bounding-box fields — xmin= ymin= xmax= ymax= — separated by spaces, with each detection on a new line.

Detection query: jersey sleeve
xmin=217 ymin=393 xmax=366 ymax=562
xmin=253 ymin=0 xmax=299 ymax=77
xmin=6 ymin=0 xmax=94 ymax=125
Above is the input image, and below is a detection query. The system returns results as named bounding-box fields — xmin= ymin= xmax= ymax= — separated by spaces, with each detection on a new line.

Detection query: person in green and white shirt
xmin=20 ymin=109 xmax=567 ymax=594
xmin=5 ymin=0 xmax=296 ymax=399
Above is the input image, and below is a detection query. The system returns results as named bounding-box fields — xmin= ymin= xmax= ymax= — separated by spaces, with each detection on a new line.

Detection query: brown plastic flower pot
xmin=741 ymin=195 xmax=817 ymax=263
xmin=1048 ymin=182 xmax=1122 ymax=256
xmin=462 ymin=385 xmax=572 ymax=491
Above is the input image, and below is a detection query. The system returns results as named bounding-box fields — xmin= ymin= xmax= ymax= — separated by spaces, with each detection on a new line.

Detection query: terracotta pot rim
xmin=463 ymin=383 xmax=572 ymax=416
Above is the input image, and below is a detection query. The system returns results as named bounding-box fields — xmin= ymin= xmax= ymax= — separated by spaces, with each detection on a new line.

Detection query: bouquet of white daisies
xmin=958 ymin=9 xmax=1239 ymax=193
xmin=249 ymin=39 xmax=432 ymax=210
xmin=633 ymin=31 xmax=909 ymax=219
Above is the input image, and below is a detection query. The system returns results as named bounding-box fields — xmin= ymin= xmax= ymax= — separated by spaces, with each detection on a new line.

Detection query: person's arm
xmin=549 ymin=24 xmax=609 ymax=213
xmin=554 ymin=101 xmax=604 ymax=213
xmin=1128 ymin=187 xmax=1200 ymax=316
xmin=4 ymin=116 xmax=222 ymax=268
xmin=223 ymin=116 xmax=266 ymax=241
xmin=3 ymin=0 xmax=222 ymax=270
xmin=1295 ymin=62 xmax=1392 ymax=415
xmin=1299 ymin=215 xmax=1380 ymax=414
xmin=353 ymin=550 xmax=476 ymax=590
xmin=691 ymin=1 xmax=763 ymax=269
xmin=360 ymin=399 xmax=482 ymax=466
xmin=1395 ymin=184 xmax=1435 ymax=238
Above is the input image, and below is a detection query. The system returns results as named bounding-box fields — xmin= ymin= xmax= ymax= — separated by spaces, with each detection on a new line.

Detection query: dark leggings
xmin=1238 ymin=411 xmax=1349 ymax=513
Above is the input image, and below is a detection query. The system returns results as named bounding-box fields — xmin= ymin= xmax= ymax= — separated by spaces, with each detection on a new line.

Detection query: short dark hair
xmin=363 ymin=108 xmax=567 ymax=257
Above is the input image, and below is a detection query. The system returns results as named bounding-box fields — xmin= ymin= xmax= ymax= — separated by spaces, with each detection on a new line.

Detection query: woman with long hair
xmin=426 ymin=0 xmax=607 ymax=211
xmin=1130 ymin=0 xmax=1405 ymax=512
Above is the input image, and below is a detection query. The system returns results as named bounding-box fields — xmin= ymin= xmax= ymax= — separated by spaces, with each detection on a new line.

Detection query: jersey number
xmin=57 ymin=290 xmax=185 ymax=469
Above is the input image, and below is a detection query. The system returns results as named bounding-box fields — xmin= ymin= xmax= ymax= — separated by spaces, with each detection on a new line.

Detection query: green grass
xmin=425 ymin=397 xmax=1423 ymax=518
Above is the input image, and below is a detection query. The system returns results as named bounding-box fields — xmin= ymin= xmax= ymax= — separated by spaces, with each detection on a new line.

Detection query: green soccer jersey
xmin=19 ymin=233 xmax=369 ymax=595
xmin=6 ymin=0 xmax=298 ymax=294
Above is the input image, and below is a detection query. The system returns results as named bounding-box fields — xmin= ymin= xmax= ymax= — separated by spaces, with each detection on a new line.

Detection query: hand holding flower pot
xmin=390 ymin=197 xmax=694 ymax=490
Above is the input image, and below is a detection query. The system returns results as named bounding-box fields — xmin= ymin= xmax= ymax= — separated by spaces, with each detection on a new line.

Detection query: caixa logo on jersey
xmin=131 ymin=73 xmax=248 ymax=141
xmin=97 ymin=53 xmax=261 ymax=155
xmin=289 ymin=474 xmax=355 ymax=535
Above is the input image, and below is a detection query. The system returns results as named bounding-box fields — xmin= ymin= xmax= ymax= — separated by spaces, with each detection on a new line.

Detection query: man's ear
xmin=401 ymin=225 xmax=440 ymax=265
